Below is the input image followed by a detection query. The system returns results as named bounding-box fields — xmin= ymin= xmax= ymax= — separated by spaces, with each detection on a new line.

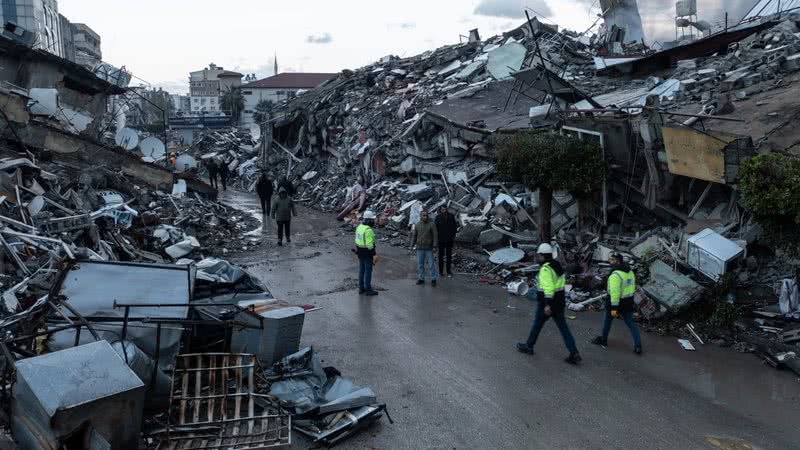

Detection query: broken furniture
xmin=12 ymin=340 xmax=145 ymax=450
xmin=159 ymin=353 xmax=291 ymax=449
xmin=642 ymin=259 xmax=705 ymax=312
xmin=686 ymin=228 xmax=745 ymax=282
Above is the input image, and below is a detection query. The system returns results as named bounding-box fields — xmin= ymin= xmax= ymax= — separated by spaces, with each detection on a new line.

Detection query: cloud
xmin=305 ymin=33 xmax=333 ymax=44
xmin=474 ymin=0 xmax=552 ymax=19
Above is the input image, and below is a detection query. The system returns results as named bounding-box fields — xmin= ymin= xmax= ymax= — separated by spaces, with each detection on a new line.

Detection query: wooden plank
xmin=220 ymin=355 xmax=229 ymax=421
xmin=207 ymin=355 xmax=216 ymax=423
xmin=233 ymin=355 xmax=243 ymax=437
xmin=248 ymin=359 xmax=255 ymax=434
xmin=193 ymin=354 xmax=202 ymax=423
xmin=180 ymin=359 xmax=189 ymax=425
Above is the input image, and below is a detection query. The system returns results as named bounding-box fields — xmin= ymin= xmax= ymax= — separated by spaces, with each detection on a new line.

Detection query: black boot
xmin=516 ymin=343 xmax=534 ymax=354
xmin=591 ymin=336 xmax=607 ymax=346
xmin=634 ymin=345 xmax=642 ymax=355
xmin=565 ymin=352 xmax=582 ymax=365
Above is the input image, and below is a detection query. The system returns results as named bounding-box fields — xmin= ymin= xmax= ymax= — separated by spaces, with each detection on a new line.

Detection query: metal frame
xmin=561 ymin=126 xmax=608 ymax=226
xmin=160 ymin=353 xmax=291 ymax=450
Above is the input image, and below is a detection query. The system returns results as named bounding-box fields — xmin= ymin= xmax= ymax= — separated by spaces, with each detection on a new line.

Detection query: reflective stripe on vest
xmin=537 ymin=263 xmax=566 ymax=299
xmin=355 ymin=224 xmax=374 ymax=249
xmin=608 ymin=269 xmax=636 ymax=305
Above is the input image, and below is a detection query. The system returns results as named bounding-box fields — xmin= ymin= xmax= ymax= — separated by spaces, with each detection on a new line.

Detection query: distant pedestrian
xmin=278 ymin=176 xmax=295 ymax=197
xmin=355 ymin=210 xmax=378 ymax=296
xmin=592 ymin=253 xmax=642 ymax=354
xmin=256 ymin=172 xmax=274 ymax=216
xmin=219 ymin=160 xmax=230 ymax=191
xmin=435 ymin=205 xmax=458 ymax=278
xmin=517 ymin=244 xmax=582 ymax=365
xmin=412 ymin=210 xmax=438 ymax=287
xmin=207 ymin=159 xmax=219 ymax=189
xmin=271 ymin=187 xmax=296 ymax=246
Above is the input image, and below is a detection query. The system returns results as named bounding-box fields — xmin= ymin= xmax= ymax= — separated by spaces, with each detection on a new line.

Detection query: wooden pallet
xmin=160 ymin=353 xmax=291 ymax=450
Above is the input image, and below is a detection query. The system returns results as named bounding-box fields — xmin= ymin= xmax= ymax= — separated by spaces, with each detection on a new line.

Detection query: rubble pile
xmin=671 ymin=15 xmax=800 ymax=106
xmin=181 ymin=127 xmax=262 ymax=189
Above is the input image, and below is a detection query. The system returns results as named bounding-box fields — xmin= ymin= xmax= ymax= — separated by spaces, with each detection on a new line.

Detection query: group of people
xmin=516 ymin=246 xmax=642 ymax=365
xmin=255 ymin=172 xmax=298 ymax=246
xmin=354 ymin=204 xmax=642 ymax=365
xmin=205 ymin=158 xmax=231 ymax=191
xmin=352 ymin=205 xmax=459 ymax=294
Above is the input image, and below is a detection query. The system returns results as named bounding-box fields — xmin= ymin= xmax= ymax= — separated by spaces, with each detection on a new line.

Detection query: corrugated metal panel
xmin=744 ymin=0 xmax=800 ymax=20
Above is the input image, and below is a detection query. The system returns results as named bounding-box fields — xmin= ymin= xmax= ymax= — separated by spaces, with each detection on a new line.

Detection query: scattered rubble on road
xmin=4 ymin=3 xmax=800 ymax=449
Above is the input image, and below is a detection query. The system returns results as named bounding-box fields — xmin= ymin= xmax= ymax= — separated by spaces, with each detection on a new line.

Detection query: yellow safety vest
xmin=608 ymin=269 xmax=636 ymax=306
xmin=355 ymin=224 xmax=375 ymax=250
xmin=538 ymin=262 xmax=565 ymax=299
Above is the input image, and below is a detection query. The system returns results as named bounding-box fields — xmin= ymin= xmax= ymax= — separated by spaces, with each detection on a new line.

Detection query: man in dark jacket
xmin=219 ymin=160 xmax=230 ymax=191
xmin=517 ymin=243 xmax=581 ymax=365
xmin=271 ymin=187 xmax=296 ymax=246
xmin=206 ymin=159 xmax=219 ymax=189
xmin=435 ymin=205 xmax=458 ymax=278
xmin=256 ymin=172 xmax=274 ymax=216
xmin=278 ymin=177 xmax=295 ymax=197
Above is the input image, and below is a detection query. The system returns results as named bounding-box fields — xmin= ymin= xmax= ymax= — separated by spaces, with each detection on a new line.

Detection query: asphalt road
xmin=226 ymin=192 xmax=800 ymax=450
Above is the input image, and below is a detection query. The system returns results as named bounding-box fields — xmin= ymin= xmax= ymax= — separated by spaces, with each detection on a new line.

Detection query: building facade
xmin=241 ymin=72 xmax=336 ymax=125
xmin=72 ymin=23 xmax=101 ymax=69
xmin=0 ymin=0 xmax=64 ymax=58
xmin=189 ymin=63 xmax=242 ymax=114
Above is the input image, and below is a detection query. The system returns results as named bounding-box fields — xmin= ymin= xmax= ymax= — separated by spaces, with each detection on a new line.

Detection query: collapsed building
xmin=261 ymin=7 xmax=800 ymax=374
xmin=0 ymin=21 xmax=386 ymax=450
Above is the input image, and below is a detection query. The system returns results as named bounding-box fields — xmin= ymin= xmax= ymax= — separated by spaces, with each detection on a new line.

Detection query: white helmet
xmin=363 ymin=210 xmax=377 ymax=220
xmin=537 ymin=243 xmax=554 ymax=255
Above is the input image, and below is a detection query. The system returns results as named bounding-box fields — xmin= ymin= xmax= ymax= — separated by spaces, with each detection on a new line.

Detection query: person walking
xmin=271 ymin=187 xmax=296 ymax=246
xmin=592 ymin=253 xmax=642 ymax=354
xmin=435 ymin=205 xmax=458 ymax=278
xmin=517 ymin=243 xmax=582 ymax=365
xmin=256 ymin=172 xmax=274 ymax=216
xmin=207 ymin=159 xmax=219 ymax=189
xmin=355 ymin=210 xmax=378 ymax=296
xmin=412 ymin=210 xmax=438 ymax=287
xmin=219 ymin=160 xmax=230 ymax=191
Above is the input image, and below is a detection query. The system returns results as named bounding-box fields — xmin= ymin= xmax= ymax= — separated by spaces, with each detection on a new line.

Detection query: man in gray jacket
xmin=412 ymin=210 xmax=438 ymax=286
xmin=271 ymin=187 xmax=296 ymax=246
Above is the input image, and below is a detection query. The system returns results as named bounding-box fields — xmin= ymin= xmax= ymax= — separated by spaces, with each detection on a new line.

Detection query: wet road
xmin=225 ymin=191 xmax=800 ymax=450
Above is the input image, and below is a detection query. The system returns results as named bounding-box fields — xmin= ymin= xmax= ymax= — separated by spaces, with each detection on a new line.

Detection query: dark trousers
xmin=208 ymin=171 xmax=218 ymax=189
xmin=220 ymin=175 xmax=228 ymax=191
xmin=277 ymin=220 xmax=291 ymax=242
xmin=525 ymin=300 xmax=578 ymax=354
xmin=259 ymin=197 xmax=271 ymax=216
xmin=358 ymin=255 xmax=374 ymax=291
xmin=601 ymin=310 xmax=642 ymax=347
xmin=438 ymin=242 xmax=453 ymax=274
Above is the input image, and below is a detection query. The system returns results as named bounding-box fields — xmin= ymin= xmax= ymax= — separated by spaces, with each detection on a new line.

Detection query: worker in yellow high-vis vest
xmin=517 ymin=243 xmax=582 ymax=365
xmin=354 ymin=210 xmax=378 ymax=296
xmin=592 ymin=253 xmax=642 ymax=354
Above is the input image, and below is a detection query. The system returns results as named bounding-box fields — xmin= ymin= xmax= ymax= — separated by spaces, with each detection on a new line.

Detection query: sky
xmin=58 ymin=0 xmax=758 ymax=95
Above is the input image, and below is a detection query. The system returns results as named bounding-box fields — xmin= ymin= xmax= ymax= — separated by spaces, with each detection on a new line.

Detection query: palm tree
xmin=253 ymin=99 xmax=274 ymax=125
xmin=221 ymin=87 xmax=246 ymax=124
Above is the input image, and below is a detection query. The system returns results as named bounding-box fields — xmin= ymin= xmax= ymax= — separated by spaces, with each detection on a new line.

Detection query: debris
xmin=12 ymin=340 xmax=146 ymax=450
xmin=678 ymin=339 xmax=697 ymax=351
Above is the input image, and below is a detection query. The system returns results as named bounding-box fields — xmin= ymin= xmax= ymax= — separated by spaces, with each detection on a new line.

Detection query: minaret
xmin=274 ymin=53 xmax=279 ymax=76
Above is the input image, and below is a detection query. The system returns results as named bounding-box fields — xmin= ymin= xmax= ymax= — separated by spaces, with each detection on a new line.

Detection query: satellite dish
xmin=140 ymin=137 xmax=166 ymax=159
xmin=115 ymin=128 xmax=139 ymax=150
xmin=175 ymin=154 xmax=198 ymax=173
xmin=249 ymin=124 xmax=261 ymax=141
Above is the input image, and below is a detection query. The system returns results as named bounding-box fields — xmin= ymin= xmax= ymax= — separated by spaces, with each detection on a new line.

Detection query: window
xmin=242 ymin=91 xmax=253 ymax=95
xmin=201 ymin=98 xmax=207 ymax=104
xmin=193 ymin=98 xmax=199 ymax=103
